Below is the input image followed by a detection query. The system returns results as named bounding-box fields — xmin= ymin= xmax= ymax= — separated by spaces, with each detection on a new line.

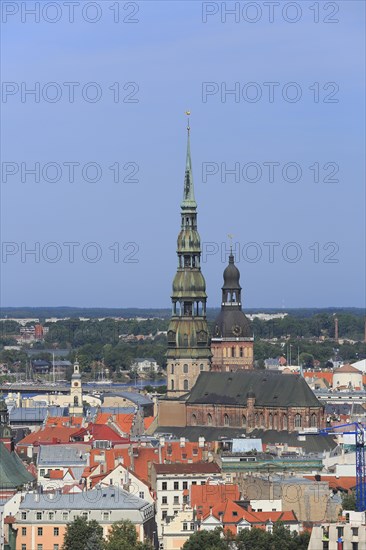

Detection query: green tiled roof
xmin=0 ymin=442 xmax=34 ymax=489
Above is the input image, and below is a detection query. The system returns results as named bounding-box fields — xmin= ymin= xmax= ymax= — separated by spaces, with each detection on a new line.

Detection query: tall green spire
xmin=181 ymin=115 xmax=197 ymax=210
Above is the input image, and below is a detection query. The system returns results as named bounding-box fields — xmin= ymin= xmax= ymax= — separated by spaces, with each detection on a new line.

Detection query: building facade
xmin=166 ymin=121 xmax=211 ymax=397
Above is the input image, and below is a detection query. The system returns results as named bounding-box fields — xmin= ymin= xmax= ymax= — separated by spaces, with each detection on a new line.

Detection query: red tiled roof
xmin=304 ymin=475 xmax=356 ymax=492
xmin=304 ymin=371 xmax=333 ymax=383
xmin=49 ymin=470 xmax=64 ymax=479
xmin=334 ymin=364 xmax=361 ymax=374
xmin=71 ymin=423 xmax=130 ymax=444
xmin=95 ymin=413 xmax=134 ymax=435
xmin=143 ymin=417 xmax=155 ymax=430
xmin=17 ymin=425 xmax=81 ymax=447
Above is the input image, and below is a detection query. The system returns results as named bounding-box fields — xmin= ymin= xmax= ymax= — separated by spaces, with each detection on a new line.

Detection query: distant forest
xmin=1 ymin=306 xmax=365 ymax=320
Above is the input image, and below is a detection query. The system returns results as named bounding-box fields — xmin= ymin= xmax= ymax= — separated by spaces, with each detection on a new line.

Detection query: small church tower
xmin=69 ymin=359 xmax=83 ymax=416
xmin=211 ymin=250 xmax=254 ymax=371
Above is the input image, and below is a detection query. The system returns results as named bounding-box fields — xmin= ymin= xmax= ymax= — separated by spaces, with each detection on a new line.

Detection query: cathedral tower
xmin=166 ymin=119 xmax=211 ymax=397
xmin=211 ymin=250 xmax=254 ymax=371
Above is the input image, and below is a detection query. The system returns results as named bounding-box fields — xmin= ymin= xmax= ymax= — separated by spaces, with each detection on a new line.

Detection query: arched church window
xmin=183 ymin=364 xmax=189 ymax=374
xmin=242 ymin=415 xmax=247 ymax=428
xmin=191 ymin=414 xmax=197 ymax=426
xmin=273 ymin=414 xmax=278 ymax=430
xmin=310 ymin=413 xmax=317 ymax=428
xmin=295 ymin=414 xmax=302 ymax=428
xmin=268 ymin=413 xmax=273 ymax=429
xmin=74 ymin=396 xmax=78 ymax=406
xmin=231 ymin=347 xmax=235 ymax=358
xmin=224 ymin=414 xmax=230 ymax=427
xmin=200 ymin=364 xmax=204 ymax=371
xmin=183 ymin=379 xmax=189 ymax=391
xmin=240 ymin=347 xmax=243 ymax=358
xmin=260 ymin=413 xmax=264 ymax=427
xmin=282 ymin=414 xmax=288 ymax=430
xmin=171 ymin=380 xmax=174 ymax=391
xmin=207 ymin=413 xmax=212 ymax=426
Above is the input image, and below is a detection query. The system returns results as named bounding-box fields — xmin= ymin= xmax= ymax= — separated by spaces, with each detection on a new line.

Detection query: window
xmin=183 ymin=364 xmax=189 ymax=373
xmin=191 ymin=413 xmax=197 ymax=426
xmin=183 ymin=379 xmax=189 ymax=391
xmin=201 ymin=481 xmax=206 ymax=485
xmin=200 ymin=364 xmax=204 ymax=371
xmin=282 ymin=414 xmax=288 ymax=430
xmin=240 ymin=347 xmax=243 ymax=357
xmin=207 ymin=413 xmax=212 ymax=426
xmin=162 ymin=496 xmax=167 ymax=504
xmin=37 ymin=545 xmax=43 ymax=550
xmin=22 ymin=527 xmax=27 ymax=536
xmin=48 ymin=512 xmax=54 ymax=520
xmin=352 ymin=543 xmax=358 ymax=550
xmin=183 ymin=481 xmax=188 ymax=490
xmin=162 ymin=511 xmax=167 ymax=520
xmin=21 ymin=545 xmax=26 ymax=550
xmin=171 ymin=364 xmax=174 ymax=374
xmin=295 ymin=414 xmax=302 ymax=428
xmin=174 ymin=481 xmax=179 ymax=490
xmin=82 ymin=512 xmax=88 ymax=519
xmin=268 ymin=414 xmax=273 ymax=429
xmin=21 ymin=512 xmax=27 ymax=520
xmin=337 ymin=527 xmax=344 ymax=537
xmin=54 ymin=528 xmax=59 ymax=536
xmin=171 ymin=379 xmax=174 ymax=391
xmin=38 ymin=527 xmax=43 ymax=536
xmin=190 ymin=522 xmax=195 ymax=531
xmin=311 ymin=413 xmax=317 ymax=428
xmin=162 ymin=481 xmax=167 ymax=491
xmin=36 ymin=512 xmax=42 ymax=520
xmin=192 ymin=481 xmax=197 ymax=485
xmin=183 ymin=522 xmax=188 ymax=531
xmin=242 ymin=415 xmax=247 ymax=428
xmin=352 ymin=527 xmax=359 ymax=536
xmin=62 ymin=512 xmax=68 ymax=521
xmin=174 ymin=496 xmax=179 ymax=504
xmin=231 ymin=347 xmax=235 ymax=357
xmin=40 ymin=469 xmax=45 ymax=476
xmin=54 ymin=546 xmax=60 ymax=550
xmin=224 ymin=414 xmax=230 ymax=426
xmin=139 ymin=491 xmax=144 ymax=499
xmin=103 ymin=512 xmax=109 ymax=520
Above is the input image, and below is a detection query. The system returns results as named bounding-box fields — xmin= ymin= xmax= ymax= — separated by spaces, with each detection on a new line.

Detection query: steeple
xmin=166 ymin=116 xmax=211 ymax=396
xmin=181 ymin=115 xmax=197 ymax=210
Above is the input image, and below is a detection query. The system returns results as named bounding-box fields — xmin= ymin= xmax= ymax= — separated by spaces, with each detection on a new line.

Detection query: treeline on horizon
xmin=0 ymin=312 xmax=365 ymax=375
xmin=1 ymin=306 xmax=365 ymax=320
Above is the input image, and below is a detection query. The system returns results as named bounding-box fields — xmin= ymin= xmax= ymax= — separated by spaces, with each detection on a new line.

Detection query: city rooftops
xmin=38 ymin=445 xmax=88 ymax=466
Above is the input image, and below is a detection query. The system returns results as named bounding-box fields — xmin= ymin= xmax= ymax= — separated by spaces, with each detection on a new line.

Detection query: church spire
xmin=181 ymin=112 xmax=197 ymax=210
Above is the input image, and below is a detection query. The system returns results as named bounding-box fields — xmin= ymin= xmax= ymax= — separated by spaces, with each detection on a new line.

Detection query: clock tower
xmin=69 ymin=359 xmax=83 ymax=416
xmin=211 ymin=251 xmax=254 ymax=371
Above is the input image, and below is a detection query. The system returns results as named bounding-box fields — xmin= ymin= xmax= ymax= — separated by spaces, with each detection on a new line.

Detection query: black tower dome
xmin=213 ymin=252 xmax=252 ymax=338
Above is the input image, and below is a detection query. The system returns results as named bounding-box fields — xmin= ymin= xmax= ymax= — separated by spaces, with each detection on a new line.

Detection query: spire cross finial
xmin=185 ymin=110 xmax=191 ymax=133
xmin=228 ymin=234 xmax=233 ymax=255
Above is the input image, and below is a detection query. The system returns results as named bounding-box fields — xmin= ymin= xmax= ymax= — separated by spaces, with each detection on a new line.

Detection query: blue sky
xmin=1 ymin=0 xmax=365 ymax=308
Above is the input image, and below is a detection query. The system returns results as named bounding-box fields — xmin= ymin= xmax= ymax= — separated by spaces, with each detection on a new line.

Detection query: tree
xmin=182 ymin=528 xmax=230 ymax=550
xmin=104 ymin=520 xmax=153 ymax=550
xmin=341 ymin=490 xmax=357 ymax=511
xmin=62 ymin=517 xmax=104 ymax=550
